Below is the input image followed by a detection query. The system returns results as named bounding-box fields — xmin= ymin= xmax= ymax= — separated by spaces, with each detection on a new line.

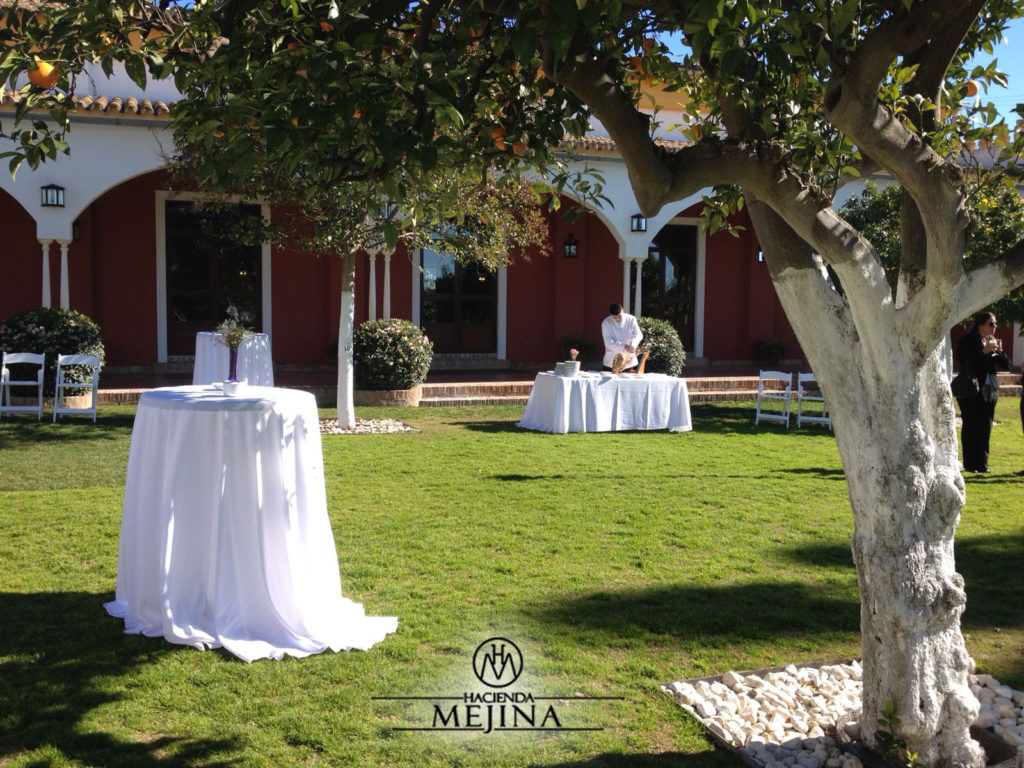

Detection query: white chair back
xmin=754 ymin=370 xmax=792 ymax=427
xmin=796 ymin=372 xmax=833 ymax=429
xmin=1 ymin=351 xmax=45 ymax=420
xmin=53 ymin=353 xmax=101 ymax=423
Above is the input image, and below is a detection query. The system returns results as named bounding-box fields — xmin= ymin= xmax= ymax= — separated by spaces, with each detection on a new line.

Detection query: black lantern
xmin=563 ymin=233 xmax=578 ymax=258
xmin=40 ymin=184 xmax=65 ymax=208
xmin=630 ymin=213 xmax=647 ymax=232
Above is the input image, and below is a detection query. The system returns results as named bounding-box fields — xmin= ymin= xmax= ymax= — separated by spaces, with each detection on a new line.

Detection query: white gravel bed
xmin=662 ymin=663 xmax=1023 ymax=768
xmin=319 ymin=418 xmax=418 ymax=434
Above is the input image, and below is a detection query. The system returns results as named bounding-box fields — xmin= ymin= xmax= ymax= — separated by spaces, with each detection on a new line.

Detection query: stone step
xmin=92 ymin=374 xmax=1024 ymax=407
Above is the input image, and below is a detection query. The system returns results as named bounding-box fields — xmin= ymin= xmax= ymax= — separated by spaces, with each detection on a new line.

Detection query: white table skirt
xmin=517 ymin=371 xmax=693 ymax=433
xmin=105 ymin=385 xmax=396 ymax=661
xmin=193 ymin=332 xmax=275 ymax=387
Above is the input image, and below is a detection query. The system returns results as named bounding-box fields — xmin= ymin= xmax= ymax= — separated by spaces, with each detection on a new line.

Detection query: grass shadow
xmin=0 ymin=412 xmax=136 ymax=447
xmin=530 ymin=751 xmax=736 ymax=768
xmin=528 ymin=581 xmax=859 ymax=642
xmin=0 ymin=591 xmax=242 ymax=767
xmin=779 ymin=543 xmax=855 ymax=569
xmin=492 ymin=473 xmax=568 ymax=481
xmin=956 ymin=532 xmax=1024 ymax=630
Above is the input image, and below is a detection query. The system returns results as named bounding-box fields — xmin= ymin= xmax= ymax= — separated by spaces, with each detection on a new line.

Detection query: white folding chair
xmin=755 ymin=370 xmax=792 ymax=427
xmin=53 ymin=354 xmax=101 ymax=423
xmin=1 ymin=352 xmax=45 ymax=420
xmin=796 ymin=372 xmax=833 ymax=429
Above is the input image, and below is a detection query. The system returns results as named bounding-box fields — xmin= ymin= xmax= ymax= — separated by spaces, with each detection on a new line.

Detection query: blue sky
xmin=969 ymin=16 xmax=1024 ymax=120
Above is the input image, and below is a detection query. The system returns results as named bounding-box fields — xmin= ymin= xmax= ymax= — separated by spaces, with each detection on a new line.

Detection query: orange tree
xmin=5 ymin=2 xmax=1024 ymax=763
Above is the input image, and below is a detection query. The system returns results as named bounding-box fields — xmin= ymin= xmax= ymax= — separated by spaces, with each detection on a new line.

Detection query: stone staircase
xmin=419 ymin=371 xmax=1024 ymax=407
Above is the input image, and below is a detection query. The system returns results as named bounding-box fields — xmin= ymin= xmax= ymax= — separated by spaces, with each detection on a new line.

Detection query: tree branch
xmin=953 ymin=240 xmax=1024 ymax=321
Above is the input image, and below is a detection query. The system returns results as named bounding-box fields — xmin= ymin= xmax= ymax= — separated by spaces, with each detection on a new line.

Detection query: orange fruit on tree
xmin=512 ymin=141 xmax=526 ymax=155
xmin=27 ymin=57 xmax=59 ymax=89
xmin=490 ymin=125 xmax=506 ymax=149
xmin=352 ymin=108 xmax=362 ymax=119
xmin=319 ymin=20 xmax=334 ymax=33
xmin=965 ymin=80 xmax=979 ymax=98
xmin=290 ymin=116 xmax=299 ymax=126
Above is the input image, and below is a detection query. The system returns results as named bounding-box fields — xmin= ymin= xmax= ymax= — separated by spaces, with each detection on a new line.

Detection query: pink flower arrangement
xmin=570 ymin=348 xmax=579 ymax=361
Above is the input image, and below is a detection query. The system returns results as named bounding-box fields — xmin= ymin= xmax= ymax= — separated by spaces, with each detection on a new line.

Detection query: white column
xmin=411 ymin=249 xmax=421 ymax=326
xmin=39 ymin=239 xmax=53 ymax=308
xmin=633 ymin=258 xmax=643 ymax=318
xmin=383 ymin=251 xmax=392 ymax=319
xmin=622 ymin=258 xmax=631 ymax=314
xmin=497 ymin=263 xmax=508 ymax=360
xmin=58 ymin=240 xmax=71 ymax=309
xmin=367 ymin=251 xmax=378 ymax=321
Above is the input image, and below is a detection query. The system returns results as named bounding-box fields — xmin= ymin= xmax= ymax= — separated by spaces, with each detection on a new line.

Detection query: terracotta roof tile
xmin=562 ymin=134 xmax=690 ymax=153
xmin=0 ymin=89 xmax=174 ymax=118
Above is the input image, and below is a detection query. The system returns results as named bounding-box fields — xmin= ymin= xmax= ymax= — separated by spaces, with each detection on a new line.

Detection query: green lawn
xmin=1 ymin=399 xmax=1023 ymax=768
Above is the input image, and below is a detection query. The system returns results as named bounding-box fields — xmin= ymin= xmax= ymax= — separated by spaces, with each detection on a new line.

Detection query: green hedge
xmin=0 ymin=307 xmax=105 ymax=395
xmin=353 ymin=319 xmax=433 ymax=390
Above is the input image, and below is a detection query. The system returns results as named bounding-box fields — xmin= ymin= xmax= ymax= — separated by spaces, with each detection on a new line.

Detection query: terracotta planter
xmin=354 ymin=385 xmax=422 ymax=407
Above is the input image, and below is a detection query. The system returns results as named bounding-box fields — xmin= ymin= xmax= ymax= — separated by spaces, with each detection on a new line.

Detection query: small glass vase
xmin=228 ymin=346 xmax=239 ymax=382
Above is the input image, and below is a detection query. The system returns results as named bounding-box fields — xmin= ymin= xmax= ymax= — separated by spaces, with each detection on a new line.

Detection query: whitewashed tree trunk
xmin=336 ymin=250 xmax=356 ymax=428
xmin=772 ymin=267 xmax=983 ymax=768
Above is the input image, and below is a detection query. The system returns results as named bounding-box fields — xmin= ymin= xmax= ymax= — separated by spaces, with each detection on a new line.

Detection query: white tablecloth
xmin=192 ymin=332 xmax=275 ymax=387
xmin=517 ymin=371 xmax=692 ymax=433
xmin=104 ymin=385 xmax=397 ymax=661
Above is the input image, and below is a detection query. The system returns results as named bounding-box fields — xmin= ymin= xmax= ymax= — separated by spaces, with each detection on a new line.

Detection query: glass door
xmin=165 ymin=200 xmax=262 ymax=356
xmin=421 ymin=249 xmax=496 ymax=353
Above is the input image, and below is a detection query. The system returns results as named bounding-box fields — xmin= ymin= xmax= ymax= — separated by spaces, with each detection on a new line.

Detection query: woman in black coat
xmin=956 ymin=311 xmax=1010 ymax=473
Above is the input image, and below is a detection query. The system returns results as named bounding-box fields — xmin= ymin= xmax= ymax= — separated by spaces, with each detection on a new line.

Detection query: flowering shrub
xmin=0 ymin=307 xmax=105 ymax=394
xmin=638 ymin=317 xmax=686 ymax=376
xmin=353 ymin=319 xmax=433 ymax=390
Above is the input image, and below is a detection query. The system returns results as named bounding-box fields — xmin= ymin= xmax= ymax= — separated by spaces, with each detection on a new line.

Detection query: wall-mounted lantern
xmin=563 ymin=234 xmax=579 ymax=258
xmin=630 ymin=213 xmax=647 ymax=232
xmin=40 ymin=184 xmax=65 ymax=208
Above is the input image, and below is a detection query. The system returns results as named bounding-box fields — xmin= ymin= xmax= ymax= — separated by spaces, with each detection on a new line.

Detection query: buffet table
xmin=193 ymin=331 xmax=275 ymax=387
xmin=104 ymin=385 xmax=397 ymax=661
xmin=517 ymin=371 xmax=692 ymax=433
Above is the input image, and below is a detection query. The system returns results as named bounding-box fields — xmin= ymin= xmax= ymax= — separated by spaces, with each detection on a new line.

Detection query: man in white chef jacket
xmin=601 ymin=303 xmax=643 ymax=372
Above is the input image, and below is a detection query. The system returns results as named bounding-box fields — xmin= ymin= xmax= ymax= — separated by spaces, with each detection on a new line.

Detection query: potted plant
xmin=353 ymin=319 xmax=433 ymax=406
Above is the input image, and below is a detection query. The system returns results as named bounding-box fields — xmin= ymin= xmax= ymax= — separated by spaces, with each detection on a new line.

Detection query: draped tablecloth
xmin=517 ymin=371 xmax=692 ymax=433
xmin=104 ymin=385 xmax=397 ymax=661
xmin=192 ymin=332 xmax=275 ymax=387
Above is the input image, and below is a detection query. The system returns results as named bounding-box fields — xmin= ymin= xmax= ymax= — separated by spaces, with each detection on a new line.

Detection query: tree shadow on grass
xmin=955 ymin=532 xmax=1024 ymax=629
xmin=0 ymin=412 xmax=136 ymax=447
xmin=0 ymin=591 xmax=242 ymax=768
xmin=781 ymin=533 xmax=1024 ymax=631
xmin=527 ymin=581 xmax=859 ymax=643
xmin=530 ymin=750 xmax=736 ymax=768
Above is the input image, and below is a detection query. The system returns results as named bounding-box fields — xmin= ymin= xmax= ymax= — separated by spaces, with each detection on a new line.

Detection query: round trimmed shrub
xmin=638 ymin=317 xmax=686 ymax=376
xmin=353 ymin=319 xmax=433 ymax=390
xmin=0 ymin=307 xmax=105 ymax=394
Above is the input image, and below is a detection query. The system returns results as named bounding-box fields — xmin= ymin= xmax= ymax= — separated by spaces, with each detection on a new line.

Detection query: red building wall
xmin=0 ymin=189 xmax=54 ymax=319
xmin=83 ymin=170 xmax=166 ymax=365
